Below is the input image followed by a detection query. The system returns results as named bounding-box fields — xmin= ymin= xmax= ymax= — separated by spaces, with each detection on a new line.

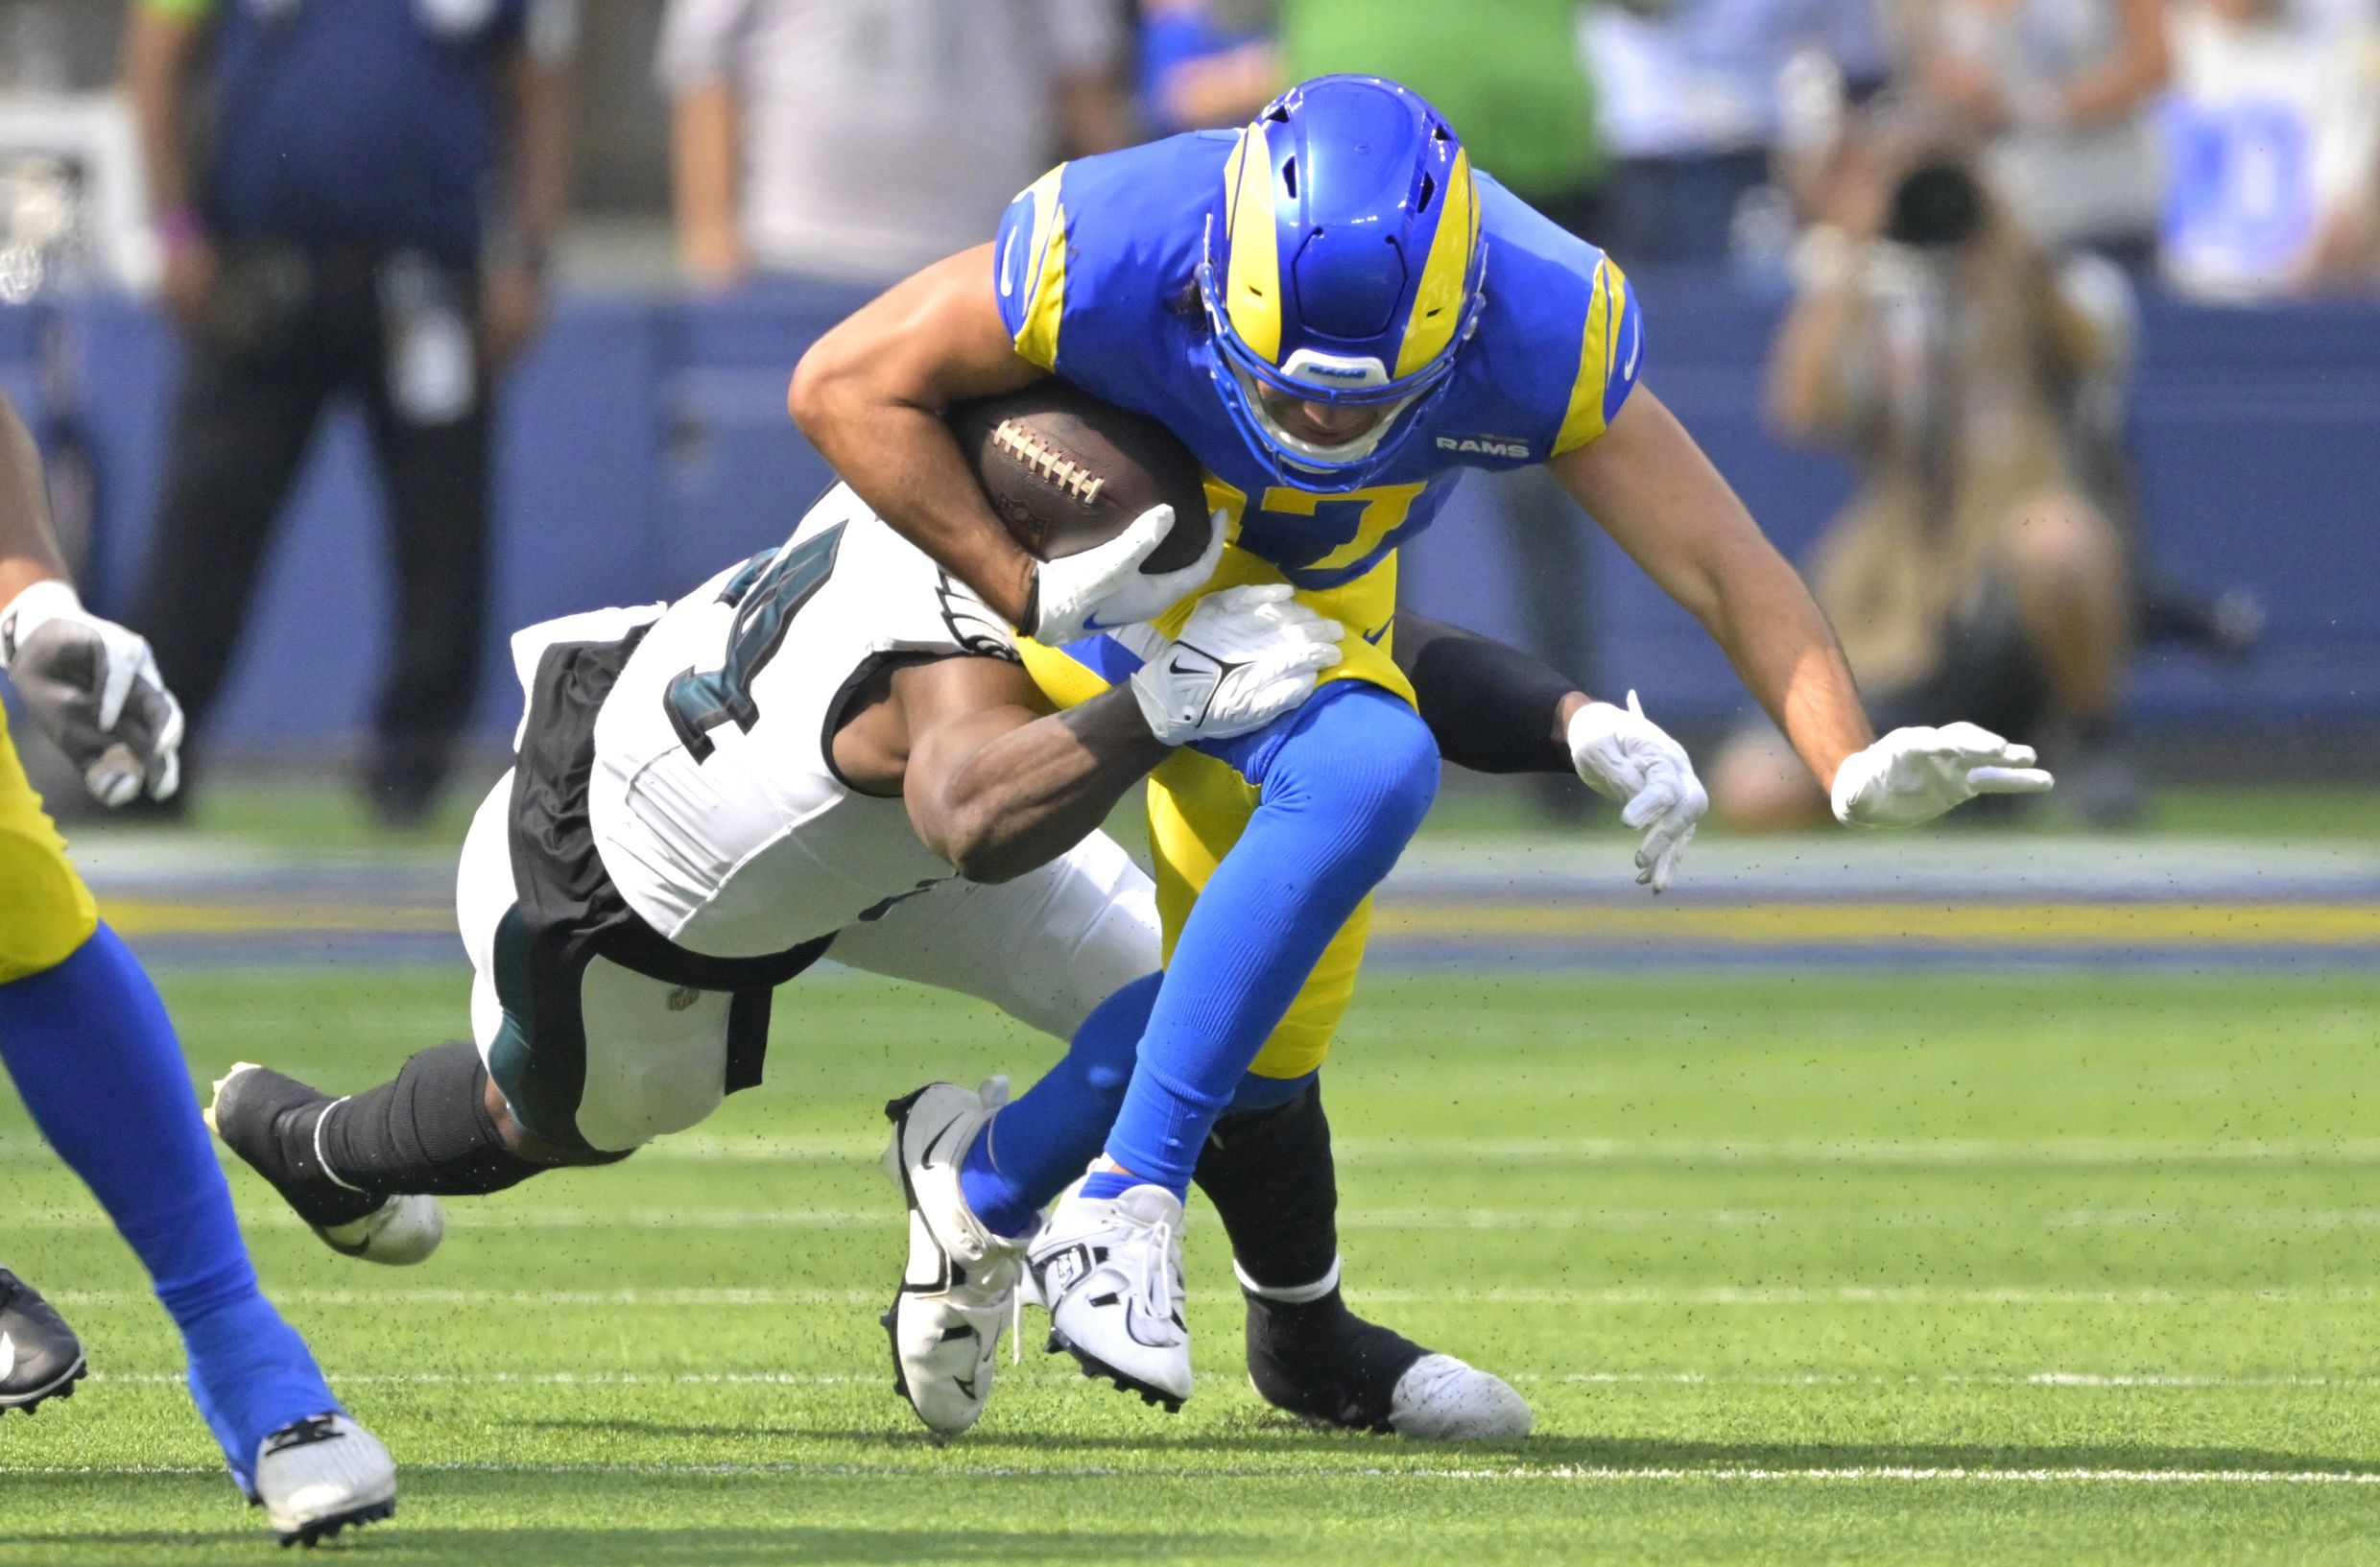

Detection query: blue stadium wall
xmin=0 ymin=271 xmax=2370 ymax=748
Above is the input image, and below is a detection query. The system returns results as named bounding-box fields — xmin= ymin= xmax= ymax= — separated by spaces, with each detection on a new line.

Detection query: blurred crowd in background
xmin=0 ymin=0 xmax=2363 ymax=827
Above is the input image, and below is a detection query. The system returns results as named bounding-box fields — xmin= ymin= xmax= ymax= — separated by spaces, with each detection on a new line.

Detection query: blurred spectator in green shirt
xmin=1279 ymin=0 xmax=1607 ymax=237
xmin=1278 ymin=0 xmax=1609 ymax=817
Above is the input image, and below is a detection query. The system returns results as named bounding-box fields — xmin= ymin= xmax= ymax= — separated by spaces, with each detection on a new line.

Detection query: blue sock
xmin=0 ymin=925 xmax=337 ymax=1484
xmin=960 ymin=974 xmax=1158 ymax=1236
xmin=1105 ymin=685 xmax=1438 ymax=1196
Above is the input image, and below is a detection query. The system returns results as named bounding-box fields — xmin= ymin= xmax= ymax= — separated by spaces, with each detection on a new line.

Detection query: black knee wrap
xmin=1192 ymin=1080 xmax=1340 ymax=1294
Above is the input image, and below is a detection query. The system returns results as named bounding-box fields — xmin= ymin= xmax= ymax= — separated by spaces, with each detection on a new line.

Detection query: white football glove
xmin=1830 ymin=722 xmax=2056 ymax=828
xmin=1130 ymin=584 xmax=1343 ymax=746
xmin=0 ymin=578 xmax=184 ymax=806
xmin=1567 ymin=690 xmax=1707 ymax=893
xmin=1028 ymin=505 xmax=1227 ymax=646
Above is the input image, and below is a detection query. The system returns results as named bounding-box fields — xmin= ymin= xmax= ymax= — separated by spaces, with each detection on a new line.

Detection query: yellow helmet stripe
xmin=1553 ymin=258 xmax=1628 ymax=456
xmin=1224 ymin=126 xmax=1284 ymax=366
xmin=1392 ymin=149 xmax=1478 ymax=379
xmin=1011 ymin=166 xmax=1070 ymax=370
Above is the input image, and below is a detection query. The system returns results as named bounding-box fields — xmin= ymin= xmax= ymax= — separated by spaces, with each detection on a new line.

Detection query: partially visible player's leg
xmin=359 ymin=322 xmax=490 ymax=823
xmin=0 ymin=728 xmax=393 ymax=1532
xmin=1194 ymin=1082 xmax=1531 ymax=1439
xmin=0 ymin=928 xmax=398 ymax=1531
xmin=210 ymin=775 xmax=646 ymax=1261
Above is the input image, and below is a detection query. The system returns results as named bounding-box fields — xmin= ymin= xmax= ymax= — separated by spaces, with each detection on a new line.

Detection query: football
xmin=948 ymin=381 xmax=1215 ymax=573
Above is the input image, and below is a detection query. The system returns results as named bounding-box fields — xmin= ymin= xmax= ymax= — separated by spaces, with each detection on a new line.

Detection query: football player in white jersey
xmin=208 ymin=478 xmax=1668 ymax=1444
xmin=207 ymin=480 xmax=1329 ymax=1196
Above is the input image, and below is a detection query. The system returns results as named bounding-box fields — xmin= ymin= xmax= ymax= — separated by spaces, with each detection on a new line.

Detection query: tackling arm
xmin=888 ymin=586 xmax=1341 ymax=883
xmin=893 ymin=658 xmax=1170 ymax=885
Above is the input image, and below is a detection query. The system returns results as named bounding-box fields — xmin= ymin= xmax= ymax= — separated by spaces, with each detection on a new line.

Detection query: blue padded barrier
xmin=1 ymin=273 xmax=2370 ymax=746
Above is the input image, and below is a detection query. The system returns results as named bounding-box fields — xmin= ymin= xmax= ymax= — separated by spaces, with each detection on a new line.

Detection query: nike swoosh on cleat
xmin=0 ymin=1334 xmax=14 ymax=1382
xmin=919 ymin=1116 xmax=971 ymax=1173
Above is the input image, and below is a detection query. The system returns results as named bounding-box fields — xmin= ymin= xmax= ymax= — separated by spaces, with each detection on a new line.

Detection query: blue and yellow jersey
xmin=992 ymin=130 xmax=1643 ymax=600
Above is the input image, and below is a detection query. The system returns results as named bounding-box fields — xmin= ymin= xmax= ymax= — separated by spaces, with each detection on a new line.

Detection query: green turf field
xmin=5 ymin=962 xmax=2378 ymax=1563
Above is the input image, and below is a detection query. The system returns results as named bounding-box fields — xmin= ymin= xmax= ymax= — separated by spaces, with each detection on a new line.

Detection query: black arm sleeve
xmin=1392 ymin=609 xmax=1581 ymax=775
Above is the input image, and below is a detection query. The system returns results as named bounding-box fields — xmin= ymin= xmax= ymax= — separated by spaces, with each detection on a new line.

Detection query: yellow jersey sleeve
xmin=993 ymin=165 xmax=1071 ymax=371
xmin=1550 ymin=257 xmax=1645 ymax=457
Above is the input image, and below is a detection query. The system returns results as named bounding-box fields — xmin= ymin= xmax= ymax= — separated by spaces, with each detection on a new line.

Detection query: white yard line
xmin=25 ymin=1203 xmax=2380 ymax=1233
xmin=81 ymin=1368 xmax=2380 ymax=1391
xmin=13 ymin=1132 xmax=2380 ymax=1167
xmin=17 ymin=1460 xmax=2380 ymax=1485
xmin=47 ymin=1284 xmax=2380 ymax=1309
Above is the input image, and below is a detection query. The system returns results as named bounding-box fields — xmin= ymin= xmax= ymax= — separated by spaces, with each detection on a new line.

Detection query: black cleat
xmin=0 ymin=1269 xmax=88 ymax=1414
xmin=207 ymin=1064 xmax=445 ymax=1265
xmin=1244 ymin=1286 xmax=1530 ymax=1438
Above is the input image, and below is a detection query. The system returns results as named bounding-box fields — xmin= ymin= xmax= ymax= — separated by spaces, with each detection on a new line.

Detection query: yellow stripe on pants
xmin=0 ymin=716 xmax=99 ymax=984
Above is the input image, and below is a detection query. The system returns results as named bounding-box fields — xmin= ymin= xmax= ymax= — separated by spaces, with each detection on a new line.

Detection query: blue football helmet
xmin=1197 ymin=75 xmax=1488 ymax=492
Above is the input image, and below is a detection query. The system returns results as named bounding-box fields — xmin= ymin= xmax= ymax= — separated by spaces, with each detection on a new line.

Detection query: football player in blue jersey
xmin=0 ymin=389 xmax=395 ymax=1542
xmin=794 ymin=76 xmax=2055 ymax=1413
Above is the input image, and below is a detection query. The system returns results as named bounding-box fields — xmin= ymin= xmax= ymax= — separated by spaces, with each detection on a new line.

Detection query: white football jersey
xmin=583 ymin=484 xmax=1017 ymax=960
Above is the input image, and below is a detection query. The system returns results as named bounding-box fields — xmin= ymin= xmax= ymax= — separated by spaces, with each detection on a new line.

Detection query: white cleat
xmin=879 ymin=1080 xmax=1025 ymax=1437
xmin=314 ymin=1195 xmax=446 ymax=1267
xmin=1388 ymin=1353 xmax=1535 ymax=1440
xmin=205 ymin=1062 xmax=446 ymax=1266
xmin=1029 ymin=1178 xmax=1192 ymax=1412
xmin=252 ymin=1413 xmax=396 ymax=1547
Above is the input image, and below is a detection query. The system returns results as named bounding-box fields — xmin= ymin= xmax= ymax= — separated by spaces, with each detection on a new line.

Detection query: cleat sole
xmin=0 ymin=1357 xmax=87 ymax=1415
xmin=277 ymin=1496 xmax=395 ymax=1549
xmin=1046 ymin=1329 xmax=1185 ymax=1414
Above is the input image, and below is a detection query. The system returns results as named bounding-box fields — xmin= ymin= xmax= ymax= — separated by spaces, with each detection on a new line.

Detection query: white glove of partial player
xmin=1830 ymin=722 xmax=2055 ymax=828
xmin=0 ymin=578 xmax=184 ymax=806
xmin=1130 ymin=583 xmax=1344 ymax=746
xmin=1567 ymin=690 xmax=1708 ymax=893
xmin=1028 ymin=504 xmax=1228 ymax=646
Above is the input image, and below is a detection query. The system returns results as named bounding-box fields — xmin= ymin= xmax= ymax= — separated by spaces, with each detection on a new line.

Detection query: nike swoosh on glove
xmin=1130 ymin=583 xmax=1343 ymax=746
xmin=0 ymin=579 xmax=184 ymax=805
xmin=1029 ymin=506 xmax=1227 ymax=646
xmin=1567 ymin=690 xmax=1707 ymax=892
xmin=1830 ymin=722 xmax=2056 ymax=828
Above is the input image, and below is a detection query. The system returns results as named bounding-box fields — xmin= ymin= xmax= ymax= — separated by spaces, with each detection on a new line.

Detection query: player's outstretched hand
xmin=1568 ymin=691 xmax=1707 ymax=893
xmin=0 ymin=580 xmax=185 ymax=806
xmin=1830 ymin=722 xmax=2055 ymax=829
xmin=1130 ymin=583 xmax=1343 ymax=746
xmin=1030 ymin=505 xmax=1226 ymax=646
